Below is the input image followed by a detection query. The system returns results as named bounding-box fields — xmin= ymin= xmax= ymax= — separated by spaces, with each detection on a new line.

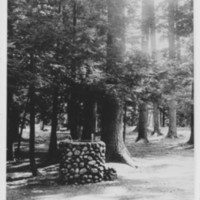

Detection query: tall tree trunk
xmin=162 ymin=109 xmax=166 ymax=127
xmin=149 ymin=0 xmax=156 ymax=59
xmin=141 ymin=0 xmax=150 ymax=54
xmin=167 ymin=0 xmax=177 ymax=138
xmin=29 ymin=53 xmax=37 ymax=176
xmin=136 ymin=102 xmax=149 ymax=143
xmin=16 ymin=97 xmax=29 ymax=158
xmin=7 ymin=93 xmax=20 ymax=160
xmin=82 ymin=95 xmax=96 ymax=141
xmin=29 ymin=85 xmax=38 ymax=176
xmin=166 ymin=98 xmax=177 ymax=138
xmin=168 ymin=0 xmax=176 ymax=59
xmin=188 ymin=82 xmax=194 ymax=145
xmin=102 ymin=0 xmax=134 ymax=167
xmin=101 ymin=94 xmax=135 ymax=166
xmin=152 ymin=102 xmax=162 ymax=135
xmin=123 ymin=103 xmax=127 ymax=142
xmin=47 ymin=87 xmax=59 ymax=163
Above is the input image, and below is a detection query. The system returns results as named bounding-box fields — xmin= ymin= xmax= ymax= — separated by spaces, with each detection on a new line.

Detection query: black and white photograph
xmin=2 ymin=0 xmax=199 ymax=199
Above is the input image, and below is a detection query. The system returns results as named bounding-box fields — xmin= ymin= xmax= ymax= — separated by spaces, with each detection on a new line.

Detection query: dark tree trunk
xmin=29 ymin=85 xmax=38 ymax=176
xmin=68 ymin=94 xmax=80 ymax=140
xmin=82 ymin=95 xmax=96 ymax=141
xmin=40 ymin=120 xmax=45 ymax=131
xmin=101 ymin=94 xmax=135 ymax=166
xmin=188 ymin=104 xmax=194 ymax=145
xmin=103 ymin=0 xmax=134 ymax=167
xmin=188 ymin=83 xmax=194 ymax=145
xmin=47 ymin=87 xmax=59 ymax=163
xmin=16 ymin=97 xmax=29 ymax=158
xmin=166 ymin=98 xmax=177 ymax=138
xmin=136 ymin=103 xmax=149 ymax=143
xmin=162 ymin=109 xmax=166 ymax=127
xmin=152 ymin=102 xmax=162 ymax=135
xmin=123 ymin=103 xmax=127 ymax=142
xmin=7 ymin=93 xmax=20 ymax=160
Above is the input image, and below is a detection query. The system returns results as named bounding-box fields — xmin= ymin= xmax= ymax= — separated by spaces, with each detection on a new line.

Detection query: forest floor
xmin=7 ymin=126 xmax=194 ymax=200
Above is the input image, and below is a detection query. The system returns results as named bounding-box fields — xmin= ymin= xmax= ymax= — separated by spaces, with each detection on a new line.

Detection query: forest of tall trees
xmin=6 ymin=1 xmax=194 ymax=197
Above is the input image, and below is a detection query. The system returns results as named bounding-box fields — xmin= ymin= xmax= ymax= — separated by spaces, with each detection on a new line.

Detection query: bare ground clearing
xmin=7 ymin=126 xmax=194 ymax=200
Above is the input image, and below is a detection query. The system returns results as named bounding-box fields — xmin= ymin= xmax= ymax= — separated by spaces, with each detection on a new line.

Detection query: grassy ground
xmin=7 ymin=126 xmax=194 ymax=200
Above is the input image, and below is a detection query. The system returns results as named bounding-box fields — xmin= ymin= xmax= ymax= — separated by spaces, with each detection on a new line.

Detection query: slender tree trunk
xmin=168 ymin=0 xmax=176 ymax=59
xmin=152 ymin=102 xmax=162 ymax=135
xmin=7 ymin=93 xmax=20 ymax=160
xmin=29 ymin=53 xmax=37 ymax=176
xmin=166 ymin=98 xmax=177 ymax=138
xmin=29 ymin=85 xmax=38 ymax=176
xmin=141 ymin=0 xmax=150 ymax=54
xmin=188 ymin=83 xmax=194 ymax=145
xmin=16 ymin=97 xmax=29 ymax=158
xmin=82 ymin=95 xmax=96 ymax=141
xmin=167 ymin=0 xmax=178 ymax=138
xmin=136 ymin=102 xmax=149 ymax=143
xmin=149 ymin=0 xmax=156 ymax=59
xmin=47 ymin=87 xmax=59 ymax=163
xmin=123 ymin=103 xmax=127 ymax=142
xmin=162 ymin=109 xmax=166 ymax=127
xmin=7 ymin=97 xmax=14 ymax=161
xmin=101 ymin=94 xmax=135 ymax=166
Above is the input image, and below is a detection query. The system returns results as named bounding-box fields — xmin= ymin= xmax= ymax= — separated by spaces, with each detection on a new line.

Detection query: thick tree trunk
xmin=136 ymin=102 xmax=149 ymax=143
xmin=29 ymin=85 xmax=38 ymax=176
xmin=82 ymin=95 xmax=96 ymax=141
xmin=101 ymin=94 xmax=135 ymax=166
xmin=47 ymin=87 xmax=59 ymax=163
xmin=152 ymin=102 xmax=162 ymax=135
xmin=166 ymin=98 xmax=177 ymax=138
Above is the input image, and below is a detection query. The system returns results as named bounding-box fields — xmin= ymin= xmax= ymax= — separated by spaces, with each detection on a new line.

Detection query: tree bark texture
xmin=167 ymin=98 xmax=177 ymax=138
xmin=101 ymin=94 xmax=135 ymax=166
xmin=136 ymin=103 xmax=149 ymax=143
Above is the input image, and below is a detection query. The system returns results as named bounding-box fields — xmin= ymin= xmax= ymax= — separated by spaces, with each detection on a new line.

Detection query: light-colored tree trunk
xmin=136 ymin=103 xmax=149 ymax=143
xmin=167 ymin=98 xmax=177 ymax=138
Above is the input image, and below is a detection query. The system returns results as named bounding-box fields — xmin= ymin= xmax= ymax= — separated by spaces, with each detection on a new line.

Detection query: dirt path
xmin=7 ymin=127 xmax=194 ymax=200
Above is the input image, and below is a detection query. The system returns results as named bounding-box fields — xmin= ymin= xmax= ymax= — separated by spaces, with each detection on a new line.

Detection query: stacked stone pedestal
xmin=59 ymin=141 xmax=117 ymax=184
